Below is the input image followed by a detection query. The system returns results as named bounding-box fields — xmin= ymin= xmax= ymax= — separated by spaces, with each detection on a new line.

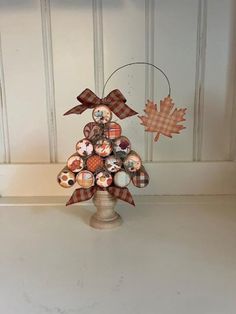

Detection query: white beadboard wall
xmin=0 ymin=0 xmax=236 ymax=196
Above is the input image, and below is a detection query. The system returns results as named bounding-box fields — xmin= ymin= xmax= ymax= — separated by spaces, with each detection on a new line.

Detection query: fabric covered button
xmin=104 ymin=121 xmax=122 ymax=139
xmin=95 ymin=171 xmax=113 ymax=187
xmin=113 ymin=136 xmax=131 ymax=158
xmin=105 ymin=155 xmax=122 ymax=173
xmin=124 ymin=152 xmax=142 ymax=172
xmin=132 ymin=167 xmax=149 ymax=188
xmin=67 ymin=154 xmax=84 ymax=172
xmin=92 ymin=105 xmax=112 ymax=124
xmin=114 ymin=170 xmax=131 ymax=187
xmin=94 ymin=138 xmax=112 ymax=157
xmin=83 ymin=122 xmax=101 ymax=140
xmin=76 ymin=138 xmax=94 ymax=157
xmin=86 ymin=155 xmax=104 ymax=173
xmin=76 ymin=170 xmax=94 ymax=188
xmin=57 ymin=168 xmax=76 ymax=188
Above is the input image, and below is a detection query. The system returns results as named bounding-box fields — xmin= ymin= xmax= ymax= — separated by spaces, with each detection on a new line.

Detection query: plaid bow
xmin=64 ymin=88 xmax=138 ymax=120
xmin=66 ymin=186 xmax=135 ymax=206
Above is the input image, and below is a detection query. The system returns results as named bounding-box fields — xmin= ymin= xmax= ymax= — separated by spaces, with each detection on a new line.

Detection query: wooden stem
xmin=90 ymin=190 xmax=122 ymax=229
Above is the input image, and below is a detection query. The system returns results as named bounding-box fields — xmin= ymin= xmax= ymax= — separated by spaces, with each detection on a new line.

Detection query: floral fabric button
xmin=114 ymin=170 xmax=131 ymax=187
xmin=67 ymin=154 xmax=84 ymax=172
xmin=76 ymin=138 xmax=94 ymax=157
xmin=104 ymin=122 xmax=122 ymax=140
xmin=132 ymin=168 xmax=149 ymax=188
xmin=124 ymin=152 xmax=142 ymax=172
xmin=57 ymin=168 xmax=76 ymax=188
xmin=86 ymin=155 xmax=104 ymax=173
xmin=83 ymin=122 xmax=101 ymax=140
xmin=105 ymin=155 xmax=122 ymax=172
xmin=92 ymin=105 xmax=112 ymax=124
xmin=76 ymin=170 xmax=94 ymax=189
xmin=113 ymin=136 xmax=131 ymax=158
xmin=95 ymin=171 xmax=113 ymax=188
xmin=94 ymin=138 xmax=112 ymax=157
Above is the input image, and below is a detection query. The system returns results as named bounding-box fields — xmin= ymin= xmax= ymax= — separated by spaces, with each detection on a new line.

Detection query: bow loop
xmin=66 ymin=186 xmax=135 ymax=206
xmin=64 ymin=88 xmax=138 ymax=119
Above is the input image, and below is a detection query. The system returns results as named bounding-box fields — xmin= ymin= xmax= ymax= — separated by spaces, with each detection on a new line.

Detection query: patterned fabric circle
xmin=92 ymin=105 xmax=112 ymax=124
xmin=105 ymin=155 xmax=122 ymax=173
xmin=76 ymin=138 xmax=94 ymax=157
xmin=57 ymin=168 xmax=76 ymax=188
xmin=124 ymin=153 xmax=142 ymax=172
xmin=104 ymin=122 xmax=122 ymax=140
xmin=76 ymin=170 xmax=94 ymax=189
xmin=86 ymin=155 xmax=104 ymax=173
xmin=96 ymin=171 xmax=113 ymax=188
xmin=94 ymin=138 xmax=112 ymax=157
xmin=83 ymin=122 xmax=101 ymax=140
xmin=132 ymin=169 xmax=149 ymax=188
xmin=114 ymin=170 xmax=131 ymax=188
xmin=67 ymin=155 xmax=84 ymax=172
xmin=113 ymin=136 xmax=131 ymax=158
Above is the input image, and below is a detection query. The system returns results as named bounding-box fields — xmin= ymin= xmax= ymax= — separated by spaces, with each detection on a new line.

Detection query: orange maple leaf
xmin=138 ymin=97 xmax=187 ymax=141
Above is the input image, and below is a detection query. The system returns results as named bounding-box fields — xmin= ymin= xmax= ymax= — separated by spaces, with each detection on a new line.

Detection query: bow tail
xmin=64 ymin=104 xmax=89 ymax=116
xmin=66 ymin=186 xmax=97 ymax=206
xmin=108 ymin=187 xmax=135 ymax=206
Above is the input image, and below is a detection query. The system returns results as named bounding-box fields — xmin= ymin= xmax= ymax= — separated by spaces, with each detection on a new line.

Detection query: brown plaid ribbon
xmin=66 ymin=186 xmax=96 ymax=206
xmin=107 ymin=187 xmax=135 ymax=206
xmin=64 ymin=88 xmax=138 ymax=120
xmin=66 ymin=186 xmax=135 ymax=206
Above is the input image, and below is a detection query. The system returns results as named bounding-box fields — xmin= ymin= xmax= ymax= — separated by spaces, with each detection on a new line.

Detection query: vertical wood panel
xmin=40 ymin=0 xmax=57 ymax=163
xmin=103 ymin=0 xmax=146 ymax=160
xmin=0 ymin=0 xmax=50 ymax=162
xmin=0 ymin=35 xmax=10 ymax=163
xmin=145 ymin=0 xmax=155 ymax=161
xmin=202 ymin=0 xmax=232 ymax=160
xmin=92 ymin=0 xmax=104 ymax=96
xmin=228 ymin=0 xmax=236 ymax=161
xmin=51 ymin=0 xmax=95 ymax=162
xmin=193 ymin=0 xmax=207 ymax=161
xmin=153 ymin=0 xmax=198 ymax=161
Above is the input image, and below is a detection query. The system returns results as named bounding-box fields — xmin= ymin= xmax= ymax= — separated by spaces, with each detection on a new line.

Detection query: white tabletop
xmin=0 ymin=196 xmax=236 ymax=314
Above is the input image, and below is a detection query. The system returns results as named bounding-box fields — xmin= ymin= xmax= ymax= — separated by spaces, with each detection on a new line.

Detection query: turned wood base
xmin=90 ymin=190 xmax=122 ymax=230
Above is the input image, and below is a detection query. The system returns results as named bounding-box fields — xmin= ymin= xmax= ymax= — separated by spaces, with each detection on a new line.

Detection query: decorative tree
xmin=57 ymin=62 xmax=186 ymax=229
xmin=57 ymin=89 xmax=149 ymax=229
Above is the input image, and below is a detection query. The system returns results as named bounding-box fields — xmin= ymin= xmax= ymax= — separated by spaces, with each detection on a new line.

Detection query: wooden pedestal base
xmin=90 ymin=190 xmax=122 ymax=230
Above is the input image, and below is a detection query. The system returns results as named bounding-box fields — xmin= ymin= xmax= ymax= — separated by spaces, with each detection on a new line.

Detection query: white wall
xmin=0 ymin=0 xmax=236 ymax=196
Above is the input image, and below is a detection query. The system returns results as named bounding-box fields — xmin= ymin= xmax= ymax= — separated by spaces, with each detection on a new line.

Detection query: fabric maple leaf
xmin=138 ymin=97 xmax=186 ymax=141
